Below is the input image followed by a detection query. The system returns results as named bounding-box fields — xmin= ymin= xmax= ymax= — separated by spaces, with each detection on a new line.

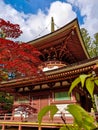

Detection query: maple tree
xmin=0 ymin=18 xmax=42 ymax=80
xmin=0 ymin=18 xmax=22 ymax=39
xmin=0 ymin=38 xmax=42 ymax=78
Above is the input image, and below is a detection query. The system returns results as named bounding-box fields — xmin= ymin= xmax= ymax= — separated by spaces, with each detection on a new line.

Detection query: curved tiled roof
xmin=28 ymin=18 xmax=89 ymax=64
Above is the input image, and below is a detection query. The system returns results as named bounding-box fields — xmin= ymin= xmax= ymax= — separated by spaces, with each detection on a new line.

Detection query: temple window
xmin=54 ymin=91 xmax=71 ymax=101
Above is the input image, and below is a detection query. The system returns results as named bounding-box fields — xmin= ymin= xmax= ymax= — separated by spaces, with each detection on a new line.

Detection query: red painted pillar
xmin=4 ymin=114 xmax=6 ymax=120
xmin=18 ymin=124 xmax=22 ymax=130
xmin=2 ymin=124 xmax=5 ymax=130
xmin=38 ymin=126 xmax=42 ymax=130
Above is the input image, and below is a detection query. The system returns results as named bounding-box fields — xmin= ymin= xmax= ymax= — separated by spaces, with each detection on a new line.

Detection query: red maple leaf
xmin=0 ymin=18 xmax=22 ymax=39
xmin=0 ymin=38 xmax=43 ymax=78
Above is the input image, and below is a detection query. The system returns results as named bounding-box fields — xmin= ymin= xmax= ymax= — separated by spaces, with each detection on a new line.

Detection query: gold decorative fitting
xmin=39 ymin=60 xmax=67 ymax=72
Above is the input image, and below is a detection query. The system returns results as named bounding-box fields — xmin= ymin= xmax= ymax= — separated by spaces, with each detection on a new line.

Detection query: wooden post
xmin=18 ymin=124 xmax=22 ymax=130
xmin=38 ymin=126 xmax=42 ymax=130
xmin=2 ymin=124 xmax=5 ymax=130
xmin=4 ymin=114 xmax=6 ymax=120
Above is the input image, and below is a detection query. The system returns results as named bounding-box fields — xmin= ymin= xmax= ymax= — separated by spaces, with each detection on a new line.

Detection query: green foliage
xmin=67 ymin=104 xmax=96 ymax=130
xmin=0 ymin=92 xmax=14 ymax=112
xmin=60 ymin=126 xmax=68 ymax=130
xmin=81 ymin=28 xmax=91 ymax=56
xmin=60 ymin=125 xmax=77 ymax=130
xmin=80 ymin=74 xmax=90 ymax=87
xmin=92 ymin=33 xmax=98 ymax=56
xmin=94 ymin=79 xmax=98 ymax=86
xmin=69 ymin=74 xmax=94 ymax=97
xmin=81 ymin=28 xmax=91 ymax=45
xmin=69 ymin=71 xmax=98 ymax=110
xmin=86 ymin=77 xmax=94 ymax=98
xmin=38 ymin=104 xmax=97 ymax=130
xmin=0 ymin=70 xmax=8 ymax=81
xmin=68 ymin=76 xmax=81 ymax=94
xmin=81 ymin=28 xmax=98 ymax=57
xmin=38 ymin=105 xmax=58 ymax=124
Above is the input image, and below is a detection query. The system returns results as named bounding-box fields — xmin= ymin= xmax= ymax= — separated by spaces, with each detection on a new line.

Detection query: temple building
xmin=0 ymin=18 xmax=98 ymax=130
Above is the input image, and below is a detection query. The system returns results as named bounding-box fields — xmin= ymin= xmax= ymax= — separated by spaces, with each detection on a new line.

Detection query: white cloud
xmin=1 ymin=0 xmax=98 ymax=42
xmin=46 ymin=1 xmax=76 ymax=28
xmin=67 ymin=0 xmax=98 ymax=37
xmin=0 ymin=0 xmax=76 ymax=42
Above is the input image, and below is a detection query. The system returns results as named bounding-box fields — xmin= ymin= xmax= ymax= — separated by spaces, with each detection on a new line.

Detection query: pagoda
xmin=0 ymin=18 xmax=98 ymax=130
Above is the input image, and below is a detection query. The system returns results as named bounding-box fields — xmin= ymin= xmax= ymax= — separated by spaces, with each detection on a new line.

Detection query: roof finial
xmin=51 ymin=17 xmax=55 ymax=33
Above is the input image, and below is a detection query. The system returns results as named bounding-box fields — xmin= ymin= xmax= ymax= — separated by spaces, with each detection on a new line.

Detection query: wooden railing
xmin=0 ymin=113 xmax=73 ymax=124
xmin=0 ymin=113 xmax=38 ymax=122
xmin=0 ymin=113 xmax=12 ymax=121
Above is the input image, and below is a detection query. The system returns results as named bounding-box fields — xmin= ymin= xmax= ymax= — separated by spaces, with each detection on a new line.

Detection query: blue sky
xmin=4 ymin=0 xmax=67 ymax=14
xmin=1 ymin=0 xmax=98 ymax=42
xmin=4 ymin=0 xmax=83 ymax=24
xmin=4 ymin=0 xmax=56 ymax=14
